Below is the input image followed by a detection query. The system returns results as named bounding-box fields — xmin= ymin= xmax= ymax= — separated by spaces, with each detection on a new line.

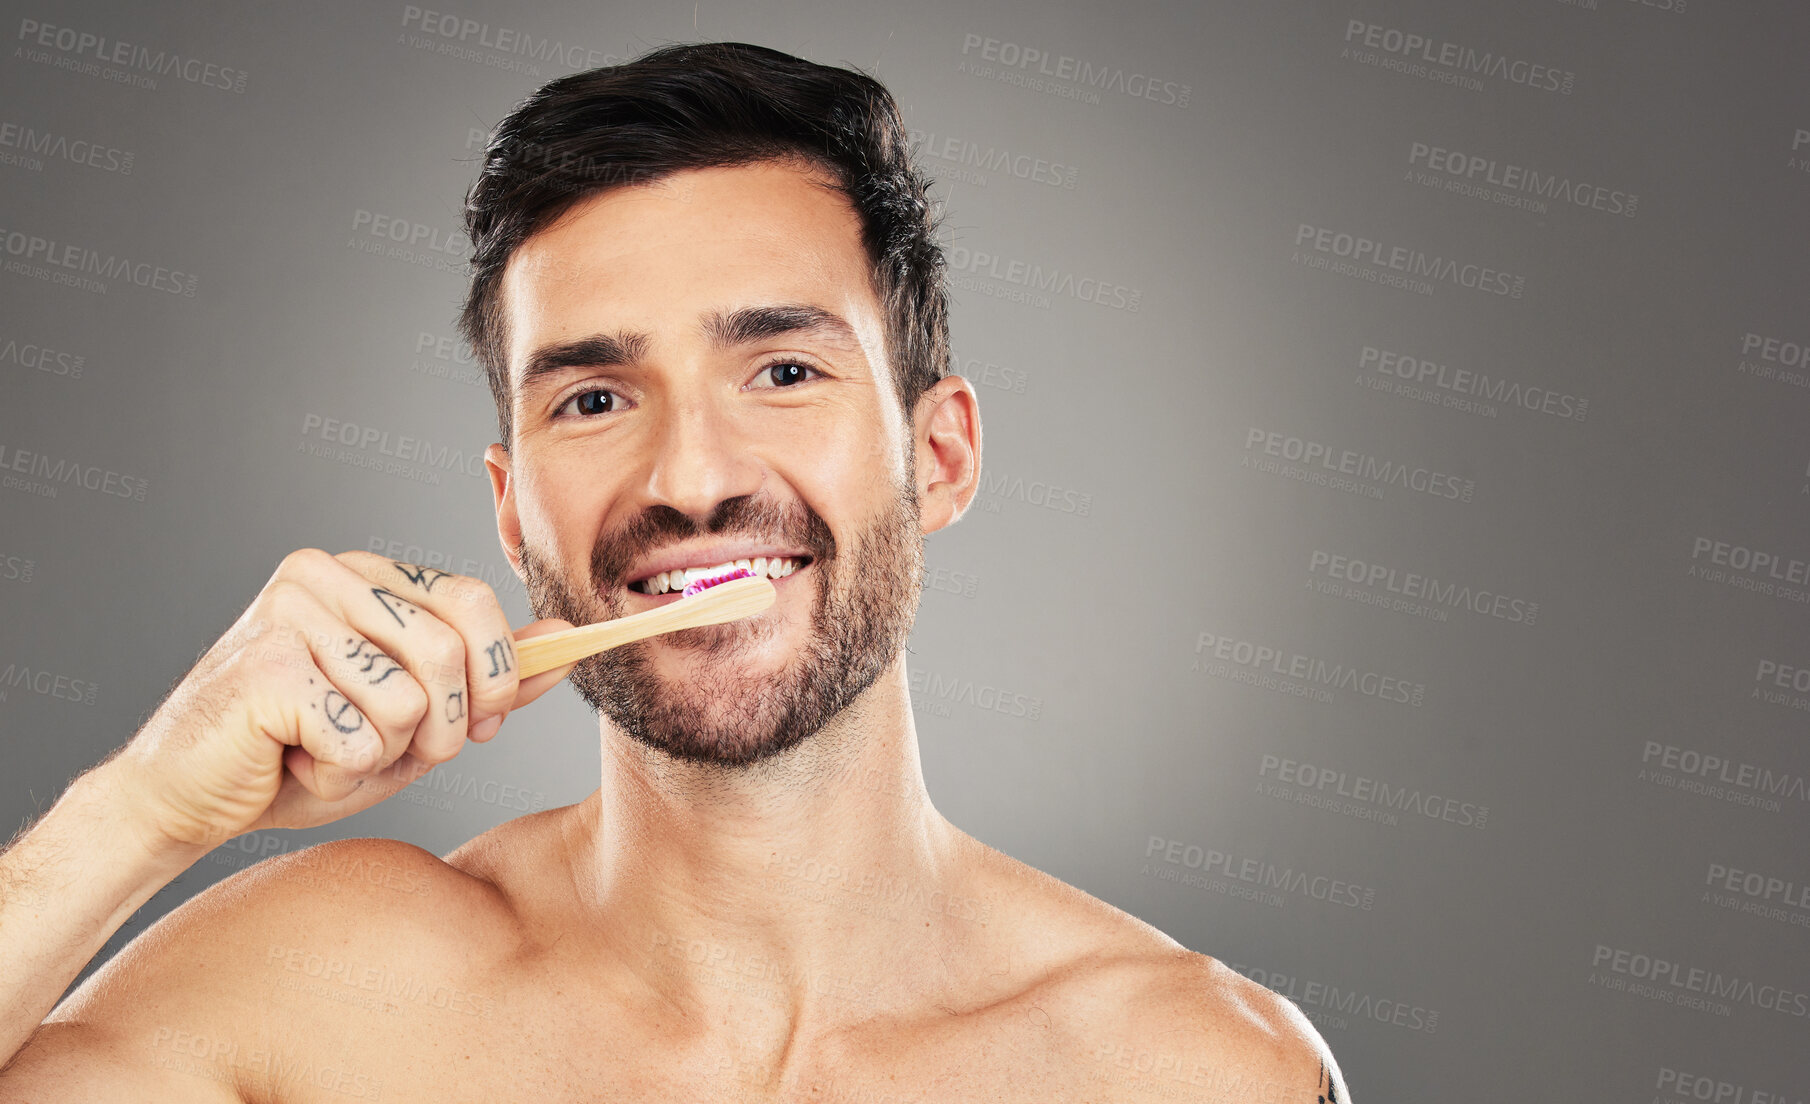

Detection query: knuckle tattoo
xmin=391 ymin=560 xmax=454 ymax=594
xmin=482 ymin=637 xmax=515 ymax=680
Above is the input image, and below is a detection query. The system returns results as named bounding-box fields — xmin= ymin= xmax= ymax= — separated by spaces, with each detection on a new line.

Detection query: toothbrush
xmin=514 ymin=568 xmax=776 ymax=678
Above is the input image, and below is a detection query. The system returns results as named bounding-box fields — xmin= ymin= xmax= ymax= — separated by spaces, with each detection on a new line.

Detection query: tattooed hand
xmin=102 ymin=549 xmax=577 ymax=852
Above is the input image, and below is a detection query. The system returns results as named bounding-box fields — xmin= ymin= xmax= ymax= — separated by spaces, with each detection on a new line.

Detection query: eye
xmin=750 ymin=359 xmax=823 ymax=389
xmin=554 ymin=388 xmax=624 ymax=418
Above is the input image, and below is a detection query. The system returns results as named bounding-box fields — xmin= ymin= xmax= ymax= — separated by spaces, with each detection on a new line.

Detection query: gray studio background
xmin=4 ymin=0 xmax=1808 ymax=1098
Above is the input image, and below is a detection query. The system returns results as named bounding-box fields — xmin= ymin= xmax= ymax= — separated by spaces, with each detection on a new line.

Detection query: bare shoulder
xmin=1126 ymin=949 xmax=1349 ymax=1101
xmin=1042 ymin=936 xmax=1350 ymax=1102
xmin=964 ymin=840 xmax=1351 ymax=1101
xmin=5 ymin=834 xmax=519 ymax=1101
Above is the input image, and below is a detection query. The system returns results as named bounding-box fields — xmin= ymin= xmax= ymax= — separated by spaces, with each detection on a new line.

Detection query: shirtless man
xmin=0 ymin=41 xmax=1351 ymax=1103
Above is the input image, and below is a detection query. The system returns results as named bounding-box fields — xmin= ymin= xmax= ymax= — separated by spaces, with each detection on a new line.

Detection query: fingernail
xmin=470 ymin=714 xmax=504 ymax=743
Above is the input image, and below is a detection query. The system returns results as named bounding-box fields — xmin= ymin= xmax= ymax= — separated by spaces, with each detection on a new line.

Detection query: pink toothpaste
xmin=681 ymin=566 xmax=755 ymax=598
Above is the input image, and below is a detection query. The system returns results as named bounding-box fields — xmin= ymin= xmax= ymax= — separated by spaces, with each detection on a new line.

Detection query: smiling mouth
xmin=627 ymin=556 xmax=813 ymax=595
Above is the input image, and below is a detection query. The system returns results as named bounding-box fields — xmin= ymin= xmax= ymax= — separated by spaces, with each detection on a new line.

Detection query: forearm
xmin=0 ymin=762 xmax=204 ymax=1068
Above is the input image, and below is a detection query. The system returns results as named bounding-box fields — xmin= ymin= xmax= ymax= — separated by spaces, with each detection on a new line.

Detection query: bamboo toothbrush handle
xmin=514 ymin=575 xmax=777 ymax=678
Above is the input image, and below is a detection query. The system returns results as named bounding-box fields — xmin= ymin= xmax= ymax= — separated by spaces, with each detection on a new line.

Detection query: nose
xmin=640 ymin=388 xmax=765 ymax=525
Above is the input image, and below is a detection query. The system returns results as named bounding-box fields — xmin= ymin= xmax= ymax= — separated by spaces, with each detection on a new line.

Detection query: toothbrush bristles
xmin=681 ymin=566 xmax=756 ymax=598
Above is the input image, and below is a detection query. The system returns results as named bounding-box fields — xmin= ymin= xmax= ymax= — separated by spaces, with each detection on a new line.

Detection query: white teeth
xmin=679 ymin=561 xmax=740 ymax=587
xmin=633 ymin=556 xmax=805 ymax=593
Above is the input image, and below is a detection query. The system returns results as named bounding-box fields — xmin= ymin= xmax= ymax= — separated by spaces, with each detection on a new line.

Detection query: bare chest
xmin=262 ymin=972 xmax=1129 ymax=1104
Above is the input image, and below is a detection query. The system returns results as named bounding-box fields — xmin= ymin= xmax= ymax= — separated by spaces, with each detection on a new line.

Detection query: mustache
xmin=587 ymin=493 xmax=837 ymax=590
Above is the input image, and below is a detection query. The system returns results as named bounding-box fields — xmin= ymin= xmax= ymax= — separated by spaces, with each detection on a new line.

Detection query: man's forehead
xmin=504 ymin=161 xmax=861 ymax=292
xmin=498 ymin=163 xmax=884 ymax=388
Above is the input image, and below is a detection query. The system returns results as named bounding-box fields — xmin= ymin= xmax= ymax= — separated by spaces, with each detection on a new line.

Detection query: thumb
xmin=508 ymin=617 xmax=579 ymax=711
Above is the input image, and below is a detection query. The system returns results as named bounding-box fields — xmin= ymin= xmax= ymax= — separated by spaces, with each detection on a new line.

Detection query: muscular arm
xmin=0 ymin=765 xmax=208 ymax=1081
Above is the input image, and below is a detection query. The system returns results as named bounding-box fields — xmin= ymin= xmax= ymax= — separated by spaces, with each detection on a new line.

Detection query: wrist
xmin=76 ymin=760 xmax=212 ymax=875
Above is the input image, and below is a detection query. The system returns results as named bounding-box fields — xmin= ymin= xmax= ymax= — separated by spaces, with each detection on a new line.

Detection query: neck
xmin=568 ymin=651 xmax=969 ymax=1036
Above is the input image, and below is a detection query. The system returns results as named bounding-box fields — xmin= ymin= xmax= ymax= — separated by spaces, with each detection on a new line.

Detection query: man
xmin=0 ymin=42 xmax=1350 ymax=1102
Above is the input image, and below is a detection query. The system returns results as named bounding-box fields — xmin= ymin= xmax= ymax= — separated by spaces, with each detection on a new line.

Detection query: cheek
xmin=800 ymin=409 xmax=906 ymax=486
xmin=516 ymin=449 xmax=611 ymax=550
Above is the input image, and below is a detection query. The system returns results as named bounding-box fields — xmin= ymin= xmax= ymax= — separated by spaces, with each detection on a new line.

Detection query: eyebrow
xmin=515 ymin=303 xmax=862 ymax=399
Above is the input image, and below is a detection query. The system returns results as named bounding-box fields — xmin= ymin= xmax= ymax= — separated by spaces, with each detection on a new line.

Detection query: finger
xmin=257 ymin=582 xmax=433 ymax=797
xmin=337 ymin=550 xmax=522 ymax=729
xmin=271 ymin=549 xmax=469 ymax=765
xmin=503 ymin=618 xmax=580 ymax=722
xmin=298 ymin=621 xmax=437 ymax=770
xmin=278 ymin=743 xmax=434 ymax=811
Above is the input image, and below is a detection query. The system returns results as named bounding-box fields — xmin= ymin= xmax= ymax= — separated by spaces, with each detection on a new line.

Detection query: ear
xmin=485 ymin=442 xmax=525 ymax=579
xmin=912 ymin=374 xmax=981 ymax=535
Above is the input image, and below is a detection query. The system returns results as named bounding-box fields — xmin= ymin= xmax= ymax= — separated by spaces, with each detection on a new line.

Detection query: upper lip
xmin=623 ymin=540 xmax=814 ymax=586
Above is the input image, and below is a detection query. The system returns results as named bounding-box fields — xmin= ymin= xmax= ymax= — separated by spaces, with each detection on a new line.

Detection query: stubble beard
xmin=517 ymin=465 xmax=924 ymax=769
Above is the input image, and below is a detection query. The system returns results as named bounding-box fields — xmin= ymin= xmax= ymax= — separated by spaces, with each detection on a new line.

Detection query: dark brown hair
xmin=459 ymin=41 xmax=949 ymax=445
